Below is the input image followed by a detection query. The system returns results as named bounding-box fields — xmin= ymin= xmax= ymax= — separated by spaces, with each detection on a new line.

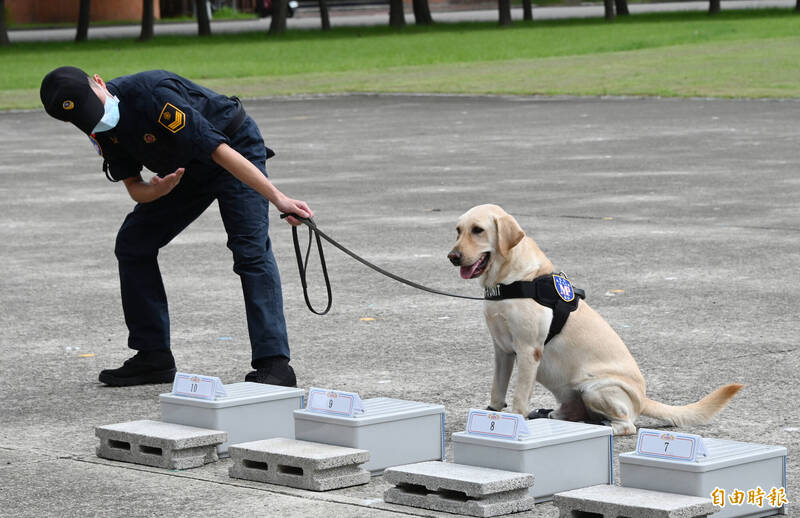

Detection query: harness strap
xmin=485 ymin=274 xmax=586 ymax=344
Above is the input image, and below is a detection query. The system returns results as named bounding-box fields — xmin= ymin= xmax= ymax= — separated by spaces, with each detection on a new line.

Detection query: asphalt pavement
xmin=1 ymin=94 xmax=798 ymax=516
xmin=7 ymin=0 xmax=797 ymax=42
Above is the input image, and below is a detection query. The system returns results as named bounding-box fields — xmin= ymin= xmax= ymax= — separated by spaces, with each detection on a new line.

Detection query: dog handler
xmin=40 ymin=67 xmax=311 ymax=387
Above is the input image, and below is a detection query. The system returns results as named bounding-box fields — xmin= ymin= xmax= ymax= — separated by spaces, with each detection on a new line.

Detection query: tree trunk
xmin=521 ymin=0 xmax=532 ymax=21
xmin=270 ymin=0 xmax=288 ymax=34
xmin=604 ymin=0 xmax=615 ymax=21
xmin=709 ymin=0 xmax=720 ymax=14
xmin=195 ymin=0 xmax=211 ymax=35
xmin=318 ymin=0 xmax=331 ymax=30
xmin=389 ymin=0 xmax=405 ymax=28
xmin=76 ymin=0 xmax=91 ymax=42
xmin=139 ymin=0 xmax=155 ymax=41
xmin=615 ymin=0 xmax=629 ymax=16
xmin=498 ymin=0 xmax=512 ymax=26
xmin=796 ymin=0 xmax=799 ymax=12
xmin=0 ymin=0 xmax=10 ymax=46
xmin=412 ymin=0 xmax=433 ymax=25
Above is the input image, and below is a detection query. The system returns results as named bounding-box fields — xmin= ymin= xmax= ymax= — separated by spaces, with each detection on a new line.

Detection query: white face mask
xmin=92 ymin=94 xmax=120 ymax=133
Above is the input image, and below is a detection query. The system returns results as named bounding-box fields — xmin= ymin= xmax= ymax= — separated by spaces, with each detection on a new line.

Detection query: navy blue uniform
xmin=91 ymin=70 xmax=289 ymax=362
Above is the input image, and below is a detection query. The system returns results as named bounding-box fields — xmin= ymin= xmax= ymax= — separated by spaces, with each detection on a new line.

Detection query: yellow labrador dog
xmin=448 ymin=204 xmax=742 ymax=435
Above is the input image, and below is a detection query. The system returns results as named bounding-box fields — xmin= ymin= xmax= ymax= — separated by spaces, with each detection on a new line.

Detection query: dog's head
xmin=448 ymin=204 xmax=525 ymax=283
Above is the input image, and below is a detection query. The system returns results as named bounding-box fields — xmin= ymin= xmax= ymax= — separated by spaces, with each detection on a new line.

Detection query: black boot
xmin=245 ymin=356 xmax=297 ymax=387
xmin=99 ymin=350 xmax=176 ymax=387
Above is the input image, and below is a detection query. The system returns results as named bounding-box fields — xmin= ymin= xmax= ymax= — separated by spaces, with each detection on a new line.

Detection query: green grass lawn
xmin=2 ymin=9 xmax=799 ymax=109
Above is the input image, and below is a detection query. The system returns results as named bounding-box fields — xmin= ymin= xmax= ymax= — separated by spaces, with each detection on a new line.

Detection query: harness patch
xmin=158 ymin=103 xmax=186 ymax=133
xmin=553 ymin=274 xmax=575 ymax=302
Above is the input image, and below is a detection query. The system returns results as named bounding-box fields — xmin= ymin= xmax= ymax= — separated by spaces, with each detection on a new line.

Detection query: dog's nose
xmin=448 ymin=250 xmax=462 ymax=266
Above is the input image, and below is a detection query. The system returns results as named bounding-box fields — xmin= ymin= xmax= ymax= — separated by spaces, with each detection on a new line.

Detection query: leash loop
xmin=281 ymin=213 xmax=483 ymax=315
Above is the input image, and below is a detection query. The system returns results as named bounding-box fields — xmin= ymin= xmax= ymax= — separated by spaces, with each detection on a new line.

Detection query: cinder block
xmin=95 ymin=420 xmax=226 ymax=470
xmin=228 ymin=438 xmax=371 ymax=491
xmin=554 ymin=485 xmax=719 ymax=518
xmin=383 ymin=461 xmax=535 ymax=517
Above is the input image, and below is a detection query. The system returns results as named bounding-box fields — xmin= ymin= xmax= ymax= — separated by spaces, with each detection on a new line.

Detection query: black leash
xmin=280 ymin=213 xmax=483 ymax=315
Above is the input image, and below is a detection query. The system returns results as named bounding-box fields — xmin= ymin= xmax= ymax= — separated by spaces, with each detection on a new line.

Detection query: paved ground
xmin=1 ymin=94 xmax=798 ymax=516
xmin=7 ymin=0 xmax=796 ymax=42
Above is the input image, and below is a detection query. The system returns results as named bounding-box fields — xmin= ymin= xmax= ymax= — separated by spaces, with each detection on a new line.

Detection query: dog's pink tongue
xmin=460 ymin=261 xmax=480 ymax=279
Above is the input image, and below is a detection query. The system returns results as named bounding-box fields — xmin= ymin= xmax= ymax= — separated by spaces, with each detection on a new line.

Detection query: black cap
xmin=40 ymin=66 xmax=104 ymax=135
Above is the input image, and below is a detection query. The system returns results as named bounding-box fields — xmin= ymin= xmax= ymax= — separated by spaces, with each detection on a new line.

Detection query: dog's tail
xmin=640 ymin=384 xmax=744 ymax=426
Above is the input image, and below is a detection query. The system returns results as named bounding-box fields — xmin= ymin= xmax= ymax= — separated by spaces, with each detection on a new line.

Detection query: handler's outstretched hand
xmin=274 ymin=197 xmax=313 ymax=226
xmin=150 ymin=168 xmax=184 ymax=198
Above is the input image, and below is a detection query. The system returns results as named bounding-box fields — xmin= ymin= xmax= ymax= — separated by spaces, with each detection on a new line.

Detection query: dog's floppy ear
xmin=495 ymin=214 xmax=525 ymax=257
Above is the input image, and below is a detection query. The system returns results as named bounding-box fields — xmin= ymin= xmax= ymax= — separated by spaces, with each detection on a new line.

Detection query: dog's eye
xmin=472 ymin=226 xmax=484 ymax=235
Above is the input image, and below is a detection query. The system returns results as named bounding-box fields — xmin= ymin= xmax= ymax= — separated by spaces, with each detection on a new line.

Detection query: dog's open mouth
xmin=460 ymin=253 xmax=490 ymax=279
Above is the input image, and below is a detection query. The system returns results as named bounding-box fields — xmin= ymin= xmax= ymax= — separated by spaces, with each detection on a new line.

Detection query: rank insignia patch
xmin=553 ymin=274 xmax=575 ymax=302
xmin=158 ymin=103 xmax=186 ymax=133
xmin=143 ymin=133 xmax=157 ymax=144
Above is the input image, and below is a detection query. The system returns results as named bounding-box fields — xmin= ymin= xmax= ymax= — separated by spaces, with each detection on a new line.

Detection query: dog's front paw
xmin=486 ymin=402 xmax=507 ymax=412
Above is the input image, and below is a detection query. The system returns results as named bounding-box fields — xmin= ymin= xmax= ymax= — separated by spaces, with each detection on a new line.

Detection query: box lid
xmin=619 ymin=437 xmax=787 ymax=472
xmin=452 ymin=418 xmax=612 ymax=450
xmin=294 ymin=397 xmax=445 ymax=427
xmin=159 ymin=382 xmax=304 ymax=409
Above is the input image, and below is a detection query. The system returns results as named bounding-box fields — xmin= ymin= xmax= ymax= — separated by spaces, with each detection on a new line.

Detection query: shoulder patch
xmin=158 ymin=103 xmax=186 ymax=133
xmin=552 ymin=274 xmax=575 ymax=302
xmin=88 ymin=135 xmax=103 ymax=156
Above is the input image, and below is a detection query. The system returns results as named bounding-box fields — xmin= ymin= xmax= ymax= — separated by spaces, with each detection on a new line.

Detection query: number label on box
xmin=306 ymin=387 xmax=364 ymax=417
xmin=636 ymin=428 xmax=707 ymax=462
xmin=466 ymin=409 xmax=530 ymax=440
xmin=172 ymin=372 xmax=226 ymax=401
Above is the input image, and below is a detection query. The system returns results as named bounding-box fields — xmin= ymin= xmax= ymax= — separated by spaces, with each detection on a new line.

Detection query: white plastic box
xmin=452 ymin=419 xmax=614 ymax=502
xmin=620 ymin=438 xmax=788 ymax=518
xmin=293 ymin=397 xmax=446 ymax=474
xmin=160 ymin=382 xmax=304 ymax=454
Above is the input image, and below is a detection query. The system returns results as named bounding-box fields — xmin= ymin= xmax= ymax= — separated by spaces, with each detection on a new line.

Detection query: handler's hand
xmin=274 ymin=197 xmax=313 ymax=226
xmin=150 ymin=168 xmax=184 ymax=198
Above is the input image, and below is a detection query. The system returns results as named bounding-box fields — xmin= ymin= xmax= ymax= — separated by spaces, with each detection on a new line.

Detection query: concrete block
xmin=228 ymin=438 xmax=371 ymax=491
xmin=95 ymin=420 xmax=227 ymax=470
xmin=554 ymin=485 xmax=719 ymax=518
xmin=383 ymin=461 xmax=535 ymax=517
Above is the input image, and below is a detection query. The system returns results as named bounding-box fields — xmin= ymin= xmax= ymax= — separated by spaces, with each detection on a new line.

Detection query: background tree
xmin=615 ymin=0 xmax=629 ymax=16
xmin=195 ymin=0 xmax=211 ymax=36
xmin=498 ymin=0 xmax=512 ymax=26
xmin=318 ymin=0 xmax=331 ymax=30
xmin=522 ymin=0 xmax=532 ymax=22
xmin=412 ymin=0 xmax=433 ymax=25
xmin=139 ymin=0 xmax=155 ymax=41
xmin=270 ymin=0 xmax=289 ymax=34
xmin=604 ymin=0 xmax=615 ymax=21
xmin=76 ymin=0 xmax=91 ymax=42
xmin=389 ymin=0 xmax=405 ymax=28
xmin=0 ymin=0 xmax=10 ymax=46
xmin=709 ymin=0 xmax=720 ymax=14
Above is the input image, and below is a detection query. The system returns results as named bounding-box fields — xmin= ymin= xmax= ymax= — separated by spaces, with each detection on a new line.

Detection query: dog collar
xmin=484 ymin=272 xmax=586 ymax=344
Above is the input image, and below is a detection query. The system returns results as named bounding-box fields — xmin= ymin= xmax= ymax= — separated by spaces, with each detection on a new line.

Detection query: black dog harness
xmin=484 ymin=272 xmax=586 ymax=345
